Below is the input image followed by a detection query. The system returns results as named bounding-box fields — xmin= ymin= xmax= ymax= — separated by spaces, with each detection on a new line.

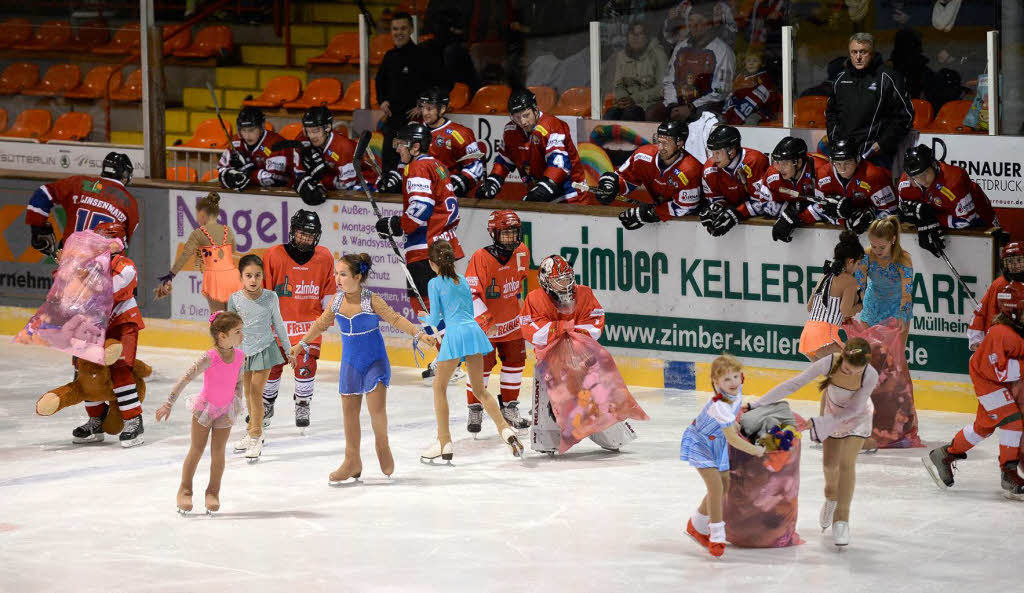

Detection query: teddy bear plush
xmin=35 ymin=339 xmax=151 ymax=435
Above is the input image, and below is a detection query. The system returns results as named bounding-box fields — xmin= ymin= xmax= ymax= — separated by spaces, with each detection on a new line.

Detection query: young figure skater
xmin=747 ymin=339 xmax=877 ymax=546
xmin=154 ymin=192 xmax=240 ymax=313
xmin=291 ymin=253 xmax=437 ymax=483
xmin=156 ymin=311 xmax=245 ymax=514
xmin=228 ymin=254 xmax=294 ymax=462
xmin=799 ymin=231 xmax=864 ymax=361
xmin=680 ymin=354 xmax=765 ymax=558
xmin=419 ymin=240 xmax=523 ymax=462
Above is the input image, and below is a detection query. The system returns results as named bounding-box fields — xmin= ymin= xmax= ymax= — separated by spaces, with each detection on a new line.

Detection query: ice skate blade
xmin=419 ymin=456 xmax=454 ymax=466
xmin=72 ymin=434 xmax=104 ymax=444
xmin=921 ymin=457 xmax=951 ymax=490
xmin=1000 ymin=489 xmax=1024 ymax=501
xmin=246 ymin=456 xmax=260 ymax=464
xmin=859 ymin=448 xmax=878 ymax=455
xmin=328 ymin=477 xmax=362 ymax=487
xmin=119 ymin=436 xmax=144 ymax=448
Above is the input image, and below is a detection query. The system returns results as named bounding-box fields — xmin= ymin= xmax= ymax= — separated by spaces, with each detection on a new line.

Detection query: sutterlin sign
xmin=0 ymin=141 xmax=145 ymax=176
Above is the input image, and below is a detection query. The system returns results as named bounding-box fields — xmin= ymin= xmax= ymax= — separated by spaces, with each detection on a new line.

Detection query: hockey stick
xmin=570 ymin=181 xmax=645 ymax=205
xmin=206 ymin=82 xmax=237 ymax=158
xmin=939 ymin=250 xmax=981 ymax=309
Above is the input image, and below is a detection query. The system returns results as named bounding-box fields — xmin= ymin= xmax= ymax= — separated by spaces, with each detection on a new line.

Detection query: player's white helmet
xmin=538 ymin=255 xmax=576 ymax=311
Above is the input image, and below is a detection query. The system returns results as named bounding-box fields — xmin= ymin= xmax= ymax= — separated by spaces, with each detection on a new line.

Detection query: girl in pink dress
xmin=156 ymin=311 xmax=245 ymax=514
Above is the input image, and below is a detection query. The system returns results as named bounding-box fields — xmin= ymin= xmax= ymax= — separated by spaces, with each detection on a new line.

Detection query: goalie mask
xmin=487 ymin=209 xmax=522 ymax=256
xmin=538 ymin=255 xmax=576 ymax=311
xmin=289 ymin=209 xmax=322 ymax=254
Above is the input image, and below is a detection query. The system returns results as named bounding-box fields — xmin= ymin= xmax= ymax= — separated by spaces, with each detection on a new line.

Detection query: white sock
xmin=691 ymin=510 xmax=710 ymax=534
xmin=709 ymin=521 xmax=726 ymax=543
xmin=262 ymin=378 xmax=281 ymax=405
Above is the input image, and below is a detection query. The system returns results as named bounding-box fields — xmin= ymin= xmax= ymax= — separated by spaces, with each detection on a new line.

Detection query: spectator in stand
xmin=655 ymin=3 xmax=736 ymax=120
xmin=375 ymin=12 xmax=453 ymax=173
xmin=721 ymin=50 xmax=781 ymax=125
xmin=923 ymin=67 xmax=969 ymax=114
xmin=825 ymin=32 xmax=914 ymax=171
xmin=666 ymin=98 xmax=720 ymax=164
xmin=889 ymin=28 xmax=929 ymax=100
xmin=423 ymin=3 xmax=480 ymax=93
xmin=605 ymin=22 xmax=667 ymax=122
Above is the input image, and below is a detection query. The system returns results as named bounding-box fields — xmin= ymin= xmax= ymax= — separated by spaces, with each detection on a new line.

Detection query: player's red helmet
xmin=487 ymin=209 xmax=522 ymax=253
xmin=1001 ymin=241 xmax=1024 ymax=282
xmin=996 ymin=281 xmax=1024 ymax=324
xmin=93 ymin=222 xmax=127 ymax=242
xmin=538 ymin=254 xmax=576 ymax=310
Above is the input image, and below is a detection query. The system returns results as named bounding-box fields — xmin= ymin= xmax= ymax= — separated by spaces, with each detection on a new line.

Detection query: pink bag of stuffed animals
xmin=842 ymin=318 xmax=922 ymax=448
xmin=534 ymin=331 xmax=649 ymax=453
xmin=14 ymin=230 xmax=115 ymax=364
xmin=724 ymin=439 xmax=804 ymax=548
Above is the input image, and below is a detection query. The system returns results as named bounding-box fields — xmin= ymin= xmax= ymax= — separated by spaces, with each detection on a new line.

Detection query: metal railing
xmin=166 ymin=146 xmax=222 ymax=181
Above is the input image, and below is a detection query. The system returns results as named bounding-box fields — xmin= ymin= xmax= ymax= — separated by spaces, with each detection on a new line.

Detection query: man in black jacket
xmin=825 ymin=32 xmax=914 ymax=171
xmin=375 ymin=12 xmax=452 ymax=173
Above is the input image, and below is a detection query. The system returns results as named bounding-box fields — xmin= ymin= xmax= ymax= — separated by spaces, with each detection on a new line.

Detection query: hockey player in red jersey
xmin=217 ymin=107 xmax=295 ymax=191
xmin=698 ymin=125 xmax=770 ymax=236
xmin=377 ymin=86 xmax=486 ymax=198
xmin=67 ymin=222 xmax=147 ymax=447
xmin=293 ymin=106 xmax=379 ymax=205
xmin=924 ymin=281 xmax=1024 ymax=500
xmin=464 ymin=209 xmax=531 ymax=434
xmin=814 ymin=137 xmax=898 ymax=235
xmin=969 ymin=242 xmax=1024 ymax=350
xmin=591 ymin=120 xmax=703 ymax=230
xmin=261 ymin=210 xmax=336 ymax=431
xmin=519 ymin=255 xmax=638 ymax=453
xmin=759 ymin=137 xmax=833 ymax=243
xmin=25 ymin=152 xmax=138 ymax=258
xmin=476 ymin=89 xmax=592 ymax=204
xmin=898 ymin=144 xmax=1000 ymax=257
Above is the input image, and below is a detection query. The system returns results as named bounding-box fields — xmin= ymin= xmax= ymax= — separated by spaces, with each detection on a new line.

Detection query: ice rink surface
xmin=0 ymin=344 xmax=1019 ymax=593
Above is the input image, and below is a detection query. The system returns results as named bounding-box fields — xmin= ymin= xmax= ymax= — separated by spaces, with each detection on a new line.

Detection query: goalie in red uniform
xmin=464 ymin=209 xmax=531 ymax=434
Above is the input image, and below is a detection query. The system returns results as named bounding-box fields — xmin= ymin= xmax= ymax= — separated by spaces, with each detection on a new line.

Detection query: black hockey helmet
xmin=289 ymin=209 xmax=322 ymax=253
xmin=397 ymin=122 xmax=432 ymax=152
xmin=706 ymin=124 xmax=741 ymax=152
xmin=656 ymin=119 xmax=688 ymax=143
xmin=418 ymin=86 xmax=450 ymax=110
xmin=829 ymin=137 xmax=859 ymax=161
xmin=302 ymin=105 xmax=333 ymax=130
xmin=100 ymin=152 xmax=134 ymax=184
xmin=903 ymin=144 xmax=937 ymax=177
xmin=771 ymin=136 xmax=807 ymax=162
xmin=508 ymin=88 xmax=538 ymax=115
xmin=237 ymin=106 xmax=266 ymax=131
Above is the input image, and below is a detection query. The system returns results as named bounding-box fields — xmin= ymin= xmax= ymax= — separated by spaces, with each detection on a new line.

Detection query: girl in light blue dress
xmin=854 ymin=216 xmax=914 ymax=342
xmin=420 ymin=240 xmax=523 ymax=462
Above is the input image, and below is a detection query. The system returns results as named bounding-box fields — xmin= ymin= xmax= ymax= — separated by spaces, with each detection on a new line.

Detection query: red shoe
xmin=708 ymin=541 xmax=726 ymax=557
xmin=686 ymin=519 xmax=710 ymax=548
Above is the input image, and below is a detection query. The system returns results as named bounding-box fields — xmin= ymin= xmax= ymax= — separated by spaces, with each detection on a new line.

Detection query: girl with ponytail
xmin=798 ymin=231 xmax=865 ymax=360
xmin=855 ymin=215 xmax=914 ymax=343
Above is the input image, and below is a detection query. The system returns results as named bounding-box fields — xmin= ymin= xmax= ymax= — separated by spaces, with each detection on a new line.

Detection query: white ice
xmin=0 ymin=343 xmax=1019 ymax=593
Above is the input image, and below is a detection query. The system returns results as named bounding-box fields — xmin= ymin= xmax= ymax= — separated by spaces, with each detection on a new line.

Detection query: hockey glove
xmin=219 ymin=168 xmax=250 ymax=191
xmin=449 ymin=172 xmax=471 ymax=198
xmin=918 ymin=223 xmax=945 ymax=257
xmin=845 ymin=208 xmax=874 ymax=235
xmin=523 ymin=178 xmax=558 ymax=203
xmin=300 ymin=146 xmax=328 ymax=180
xmin=375 ymin=215 xmax=404 ymax=239
xmin=228 ymin=150 xmax=251 ymax=170
xmin=899 ymin=200 xmax=937 ymax=229
xmin=378 ymin=169 xmax=403 ymax=194
xmin=698 ymin=202 xmax=720 ymax=230
xmin=30 ymin=223 xmax=57 ymax=258
xmin=709 ymin=206 xmax=740 ymax=237
xmin=772 ymin=202 xmax=801 ymax=243
xmin=594 ymin=172 xmax=620 ymax=205
xmin=819 ymin=195 xmax=853 ymax=223
xmin=476 ymin=174 xmax=503 ymax=199
xmin=618 ymin=204 xmax=660 ymax=230
xmin=295 ymin=176 xmax=328 ymax=206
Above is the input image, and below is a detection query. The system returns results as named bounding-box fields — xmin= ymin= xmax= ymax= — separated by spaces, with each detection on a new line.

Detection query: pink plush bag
xmin=842 ymin=318 xmax=922 ymax=448
xmin=534 ymin=331 xmax=649 ymax=453
xmin=724 ymin=440 xmax=804 ymax=548
xmin=14 ymin=230 xmax=114 ymax=364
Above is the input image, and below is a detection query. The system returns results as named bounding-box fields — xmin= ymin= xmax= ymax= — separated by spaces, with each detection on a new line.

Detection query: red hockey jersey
xmin=217 ymin=129 xmax=295 ymax=187
xmin=968 ymin=275 xmax=1013 ymax=350
xmin=970 ymin=322 xmax=1024 ymax=386
xmin=897 ymin=162 xmax=998 ymax=229
xmin=701 ymin=147 xmax=770 ymax=217
xmin=491 ymin=112 xmax=587 ymax=203
xmin=262 ymin=244 xmax=337 ymax=346
xmin=520 ymin=285 xmax=605 ymax=348
xmin=400 ymin=154 xmax=463 ymax=263
xmin=428 ymin=119 xmax=486 ymax=190
xmin=758 ymin=154 xmax=833 ymax=224
xmin=465 ymin=243 xmax=530 ymax=342
xmin=295 ymin=131 xmax=380 ymax=191
xmin=26 ymin=175 xmax=139 ymax=242
xmin=110 ymin=252 xmax=144 ymax=329
xmin=816 ymin=159 xmax=898 ymax=221
xmin=615 ymin=144 xmax=704 ymax=220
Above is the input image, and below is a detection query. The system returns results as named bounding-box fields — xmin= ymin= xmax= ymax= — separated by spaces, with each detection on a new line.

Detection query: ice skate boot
xmin=205 ymin=490 xmax=220 ymax=514
xmin=1001 ymin=462 xmax=1024 ymax=501
xmin=234 ymin=433 xmax=254 ymax=453
xmin=501 ymin=401 xmax=530 ymax=430
xmin=245 ymin=436 xmax=263 ymax=463
xmin=449 ymin=365 xmax=467 ymax=384
xmin=328 ymin=460 xmax=362 ymax=485
xmin=176 ymin=487 xmax=193 ymax=515
xmin=295 ymin=399 xmax=310 ymax=434
xmin=922 ymin=445 xmax=965 ymax=489
xmin=819 ymin=499 xmax=837 ymax=531
xmin=72 ymin=413 xmax=106 ymax=444
xmin=466 ymin=404 xmax=483 ymax=435
xmin=262 ymin=399 xmax=274 ymax=428
xmin=501 ymin=427 xmax=524 ymax=458
xmin=420 ymin=440 xmax=453 ymax=464
xmin=421 ymin=360 xmax=437 ymax=380
xmin=832 ymin=521 xmax=850 ymax=546
xmin=118 ymin=416 xmax=145 ymax=448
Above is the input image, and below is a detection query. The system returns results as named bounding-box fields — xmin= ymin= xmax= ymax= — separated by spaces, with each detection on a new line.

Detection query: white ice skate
xmin=420 ymin=440 xmax=453 ymax=465
xmin=501 ymin=427 xmax=524 ymax=458
xmin=819 ymin=500 xmax=837 ymax=532
xmin=245 ymin=437 xmax=264 ymax=463
xmin=832 ymin=521 xmax=850 ymax=547
xmin=233 ymin=433 xmax=254 ymax=453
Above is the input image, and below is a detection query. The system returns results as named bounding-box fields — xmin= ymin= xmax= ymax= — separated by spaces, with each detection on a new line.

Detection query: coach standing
xmin=825 ymin=33 xmax=914 ymax=171
xmin=375 ymin=12 xmax=452 ymax=173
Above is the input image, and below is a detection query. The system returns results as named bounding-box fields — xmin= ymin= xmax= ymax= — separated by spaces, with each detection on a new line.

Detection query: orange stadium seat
xmin=65 ymin=66 xmax=123 ymax=100
xmin=794 ymin=95 xmax=828 ymax=128
xmin=603 ymin=92 xmax=614 ymax=114
xmin=162 ymin=25 xmax=192 ymax=54
xmin=552 ymin=86 xmax=590 ymax=117
xmin=93 ymin=23 xmax=140 ymax=55
xmin=923 ymin=100 xmax=979 ymax=134
xmin=911 ymin=98 xmax=934 ymax=130
xmin=110 ymin=70 xmax=143 ymax=102
xmin=448 ymin=82 xmax=470 ymax=111
xmin=369 ymin=33 xmax=394 ymax=65
xmin=0 ymin=18 xmax=33 ymax=49
xmin=279 ymin=122 xmax=303 ymax=140
xmin=62 ymin=18 xmax=110 ymax=52
xmin=39 ymin=112 xmax=93 ymax=142
xmin=200 ymin=169 xmax=218 ymax=182
xmin=283 ymin=77 xmax=342 ymax=110
xmin=167 ymin=166 xmax=199 ymax=182
xmin=0 ymin=107 xmax=7 ymax=133
xmin=173 ymin=25 xmax=232 ymax=58
xmin=529 ymin=86 xmax=557 ymax=113
xmin=0 ymin=63 xmax=40 ymax=96
xmin=308 ymin=32 xmax=359 ymax=65
xmin=244 ymin=75 xmax=302 ymax=108
xmin=464 ymin=85 xmax=511 ymax=115
xmin=22 ymin=64 xmax=81 ymax=97
xmin=182 ymin=118 xmax=231 ymax=149
xmin=14 ymin=20 xmax=72 ymax=51
xmin=0 ymin=109 xmax=52 ymax=139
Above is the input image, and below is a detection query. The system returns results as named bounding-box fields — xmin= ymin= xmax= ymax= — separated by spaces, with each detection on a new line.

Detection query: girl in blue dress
xmin=680 ymin=354 xmax=765 ymax=558
xmin=420 ymin=240 xmax=524 ymax=462
xmin=292 ymin=253 xmax=436 ymax=483
xmin=854 ymin=215 xmax=914 ymax=343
